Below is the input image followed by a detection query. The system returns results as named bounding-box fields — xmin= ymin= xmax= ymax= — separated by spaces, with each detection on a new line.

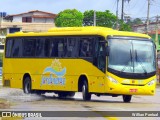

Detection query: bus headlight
xmin=108 ymin=76 xmax=118 ymax=84
xmin=147 ymin=79 xmax=156 ymax=86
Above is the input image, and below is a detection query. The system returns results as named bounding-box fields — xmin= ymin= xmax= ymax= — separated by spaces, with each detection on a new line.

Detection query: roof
xmin=133 ymin=21 xmax=160 ymax=27
xmin=148 ymin=30 xmax=160 ymax=35
xmin=7 ymin=26 xmax=150 ymax=39
xmin=5 ymin=10 xmax=57 ymax=18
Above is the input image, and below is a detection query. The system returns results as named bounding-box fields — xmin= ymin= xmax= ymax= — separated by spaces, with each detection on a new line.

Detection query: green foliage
xmin=127 ymin=18 xmax=143 ymax=27
xmin=55 ymin=9 xmax=132 ymax=31
xmin=83 ymin=10 xmax=131 ymax=31
xmin=83 ymin=10 xmax=117 ymax=28
xmin=118 ymin=20 xmax=132 ymax=31
xmin=55 ymin=9 xmax=84 ymax=27
xmin=132 ymin=18 xmax=143 ymax=25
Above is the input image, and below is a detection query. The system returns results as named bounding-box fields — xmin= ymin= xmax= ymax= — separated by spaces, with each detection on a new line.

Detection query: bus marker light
xmin=132 ymin=80 xmax=135 ymax=83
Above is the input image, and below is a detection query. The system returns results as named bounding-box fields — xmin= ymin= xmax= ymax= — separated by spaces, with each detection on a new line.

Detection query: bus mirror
xmin=106 ymin=46 xmax=110 ymax=56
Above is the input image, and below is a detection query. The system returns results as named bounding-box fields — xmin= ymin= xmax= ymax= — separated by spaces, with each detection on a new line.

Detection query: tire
xmin=23 ymin=77 xmax=32 ymax=94
xmin=123 ymin=95 xmax=132 ymax=103
xmin=82 ymin=81 xmax=91 ymax=101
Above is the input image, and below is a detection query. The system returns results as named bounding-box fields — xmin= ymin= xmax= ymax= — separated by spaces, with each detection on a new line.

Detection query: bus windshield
xmin=108 ymin=38 xmax=156 ymax=75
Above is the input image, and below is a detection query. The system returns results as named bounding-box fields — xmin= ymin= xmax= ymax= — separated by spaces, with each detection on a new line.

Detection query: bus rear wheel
xmin=123 ymin=95 xmax=132 ymax=103
xmin=82 ymin=81 xmax=91 ymax=101
xmin=23 ymin=77 xmax=32 ymax=94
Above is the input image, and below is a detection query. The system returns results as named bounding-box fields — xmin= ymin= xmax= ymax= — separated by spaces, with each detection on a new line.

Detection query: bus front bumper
xmin=105 ymin=79 xmax=156 ymax=95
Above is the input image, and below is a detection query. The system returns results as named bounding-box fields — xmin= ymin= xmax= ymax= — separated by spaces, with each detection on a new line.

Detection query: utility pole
xmin=94 ymin=10 xmax=96 ymax=26
xmin=121 ymin=0 xmax=130 ymax=21
xmin=146 ymin=0 xmax=150 ymax=34
xmin=155 ymin=15 xmax=159 ymax=49
xmin=116 ymin=0 xmax=119 ymax=29
xmin=121 ymin=0 xmax=124 ymax=21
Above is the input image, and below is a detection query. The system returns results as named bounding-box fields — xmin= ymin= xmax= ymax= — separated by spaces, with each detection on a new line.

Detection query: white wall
xmin=12 ymin=16 xmax=22 ymax=22
xmin=12 ymin=13 xmax=33 ymax=22
xmin=12 ymin=12 xmax=54 ymax=23
xmin=33 ymin=18 xmax=54 ymax=23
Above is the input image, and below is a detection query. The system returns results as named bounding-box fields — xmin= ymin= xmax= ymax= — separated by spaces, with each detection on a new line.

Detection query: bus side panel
xmin=88 ymin=76 xmax=105 ymax=93
xmin=3 ymin=59 xmax=23 ymax=88
xmin=11 ymin=73 xmax=23 ymax=89
xmin=3 ymin=58 xmax=106 ymax=93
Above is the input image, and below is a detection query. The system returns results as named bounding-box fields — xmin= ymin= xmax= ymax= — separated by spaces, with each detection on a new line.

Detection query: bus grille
xmin=122 ymin=83 xmax=145 ymax=86
xmin=4 ymin=80 xmax=10 ymax=87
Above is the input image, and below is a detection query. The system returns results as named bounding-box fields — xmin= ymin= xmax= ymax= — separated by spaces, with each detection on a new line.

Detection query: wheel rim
xmin=25 ymin=81 xmax=30 ymax=93
xmin=82 ymin=84 xmax=86 ymax=99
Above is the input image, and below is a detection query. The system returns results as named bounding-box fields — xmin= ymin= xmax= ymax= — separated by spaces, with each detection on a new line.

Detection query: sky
xmin=0 ymin=0 xmax=160 ymax=19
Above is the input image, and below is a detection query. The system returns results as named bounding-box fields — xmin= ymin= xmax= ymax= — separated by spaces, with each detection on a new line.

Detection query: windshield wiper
xmin=135 ymin=50 xmax=147 ymax=74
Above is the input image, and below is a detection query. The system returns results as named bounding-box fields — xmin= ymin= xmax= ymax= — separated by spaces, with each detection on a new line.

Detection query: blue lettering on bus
xmin=41 ymin=75 xmax=66 ymax=86
xmin=41 ymin=59 xmax=66 ymax=86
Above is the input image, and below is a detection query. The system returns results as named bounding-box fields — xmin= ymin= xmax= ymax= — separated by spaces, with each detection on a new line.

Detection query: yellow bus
xmin=3 ymin=27 xmax=156 ymax=102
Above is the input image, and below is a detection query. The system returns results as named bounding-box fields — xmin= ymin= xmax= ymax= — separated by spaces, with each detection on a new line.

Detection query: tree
xmin=55 ymin=9 xmax=84 ymax=27
xmin=118 ymin=20 xmax=132 ymax=31
xmin=127 ymin=18 xmax=143 ymax=27
xmin=83 ymin=10 xmax=117 ymax=28
xmin=133 ymin=18 xmax=143 ymax=25
xmin=83 ymin=10 xmax=131 ymax=31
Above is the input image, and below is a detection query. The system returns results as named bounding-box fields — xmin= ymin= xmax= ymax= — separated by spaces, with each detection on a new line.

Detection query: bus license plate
xmin=130 ymin=89 xmax=137 ymax=92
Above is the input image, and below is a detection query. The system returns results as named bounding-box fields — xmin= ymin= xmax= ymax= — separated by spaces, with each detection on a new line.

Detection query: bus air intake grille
xmin=4 ymin=80 xmax=10 ymax=87
xmin=121 ymin=83 xmax=145 ymax=86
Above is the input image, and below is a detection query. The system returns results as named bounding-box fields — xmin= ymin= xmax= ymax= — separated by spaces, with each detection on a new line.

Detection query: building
xmin=0 ymin=10 xmax=56 ymax=33
xmin=0 ymin=10 xmax=57 ymax=43
xmin=5 ymin=10 xmax=56 ymax=23
xmin=132 ymin=22 xmax=160 ymax=33
xmin=132 ymin=22 xmax=160 ymax=51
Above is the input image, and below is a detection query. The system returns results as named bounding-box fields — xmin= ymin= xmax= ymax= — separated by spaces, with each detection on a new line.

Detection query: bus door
xmin=92 ymin=38 xmax=106 ymax=93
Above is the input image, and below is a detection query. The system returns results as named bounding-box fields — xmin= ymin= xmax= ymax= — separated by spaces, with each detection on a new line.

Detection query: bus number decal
xmin=41 ymin=59 xmax=66 ymax=86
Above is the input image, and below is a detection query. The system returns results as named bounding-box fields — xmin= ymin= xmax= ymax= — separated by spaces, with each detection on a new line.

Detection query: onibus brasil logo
xmin=41 ymin=59 xmax=66 ymax=86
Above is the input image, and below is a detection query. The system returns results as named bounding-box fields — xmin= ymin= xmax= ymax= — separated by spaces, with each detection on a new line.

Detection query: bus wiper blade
xmin=135 ymin=50 xmax=147 ymax=74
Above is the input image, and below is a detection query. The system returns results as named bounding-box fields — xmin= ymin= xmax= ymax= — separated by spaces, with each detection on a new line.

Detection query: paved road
xmin=0 ymin=85 xmax=160 ymax=120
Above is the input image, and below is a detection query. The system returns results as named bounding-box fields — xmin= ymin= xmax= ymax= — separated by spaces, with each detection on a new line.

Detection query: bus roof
xmin=6 ymin=26 xmax=150 ymax=39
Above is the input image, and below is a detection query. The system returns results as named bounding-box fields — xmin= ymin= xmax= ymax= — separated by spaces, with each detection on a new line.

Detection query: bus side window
xmin=35 ymin=38 xmax=45 ymax=57
xmin=11 ymin=38 xmax=23 ymax=57
xmin=23 ymin=38 xmax=36 ymax=57
xmin=79 ymin=38 xmax=93 ymax=57
xmin=57 ymin=38 xmax=67 ymax=57
xmin=6 ymin=39 xmax=13 ymax=57
xmin=50 ymin=39 xmax=58 ymax=57
xmin=44 ymin=38 xmax=50 ymax=57
xmin=66 ymin=38 xmax=78 ymax=57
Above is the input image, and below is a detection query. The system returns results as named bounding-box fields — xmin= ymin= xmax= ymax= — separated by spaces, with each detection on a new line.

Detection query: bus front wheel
xmin=23 ymin=77 xmax=32 ymax=94
xmin=82 ymin=81 xmax=91 ymax=101
xmin=123 ymin=95 xmax=132 ymax=103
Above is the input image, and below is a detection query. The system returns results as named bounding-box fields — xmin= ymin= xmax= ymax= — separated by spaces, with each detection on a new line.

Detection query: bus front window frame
xmin=107 ymin=36 xmax=156 ymax=79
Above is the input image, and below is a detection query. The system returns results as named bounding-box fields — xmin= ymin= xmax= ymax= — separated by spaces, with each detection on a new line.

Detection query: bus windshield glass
xmin=108 ymin=38 xmax=156 ymax=74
